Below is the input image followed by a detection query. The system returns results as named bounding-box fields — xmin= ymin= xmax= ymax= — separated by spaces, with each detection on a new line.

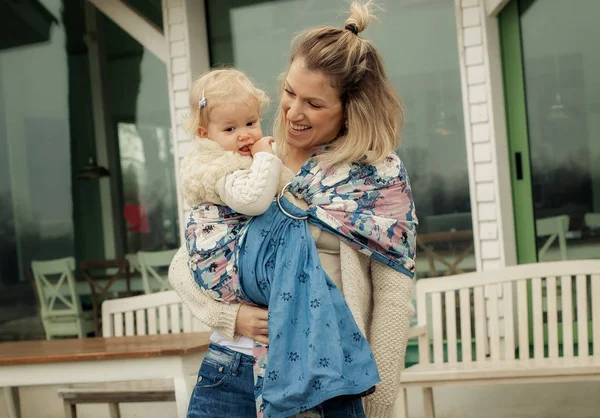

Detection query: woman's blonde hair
xmin=186 ymin=68 xmax=269 ymax=136
xmin=273 ymin=1 xmax=403 ymax=166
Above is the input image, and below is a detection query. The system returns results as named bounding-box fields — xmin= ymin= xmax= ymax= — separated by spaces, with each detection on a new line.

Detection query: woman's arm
xmin=363 ymin=261 xmax=414 ymax=418
xmin=169 ymin=246 xmax=239 ymax=339
xmin=169 ymin=246 xmax=270 ymax=343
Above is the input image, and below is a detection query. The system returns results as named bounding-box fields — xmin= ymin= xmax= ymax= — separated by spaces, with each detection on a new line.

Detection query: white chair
xmin=397 ymin=260 xmax=600 ymax=418
xmin=125 ymin=253 xmax=142 ymax=274
xmin=585 ymin=212 xmax=600 ymax=230
xmin=101 ymin=289 xmax=209 ymax=337
xmin=31 ymin=257 xmax=94 ymax=339
xmin=138 ymin=250 xmax=177 ymax=294
xmin=58 ymin=291 xmax=209 ymax=417
xmin=536 ymin=215 xmax=570 ymax=261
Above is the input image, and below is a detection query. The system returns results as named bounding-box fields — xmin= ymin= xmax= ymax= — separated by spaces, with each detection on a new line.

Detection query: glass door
xmin=500 ymin=0 xmax=600 ymax=264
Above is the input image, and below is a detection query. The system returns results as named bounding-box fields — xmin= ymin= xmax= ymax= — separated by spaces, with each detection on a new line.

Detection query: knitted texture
xmin=215 ymin=152 xmax=282 ymax=216
xmin=340 ymin=243 xmax=414 ymax=417
xmin=179 ymin=138 xmax=252 ymax=207
xmin=169 ymin=246 xmax=240 ymax=340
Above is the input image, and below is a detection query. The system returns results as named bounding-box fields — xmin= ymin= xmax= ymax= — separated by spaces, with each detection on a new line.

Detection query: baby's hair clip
xmin=198 ymin=89 xmax=207 ymax=109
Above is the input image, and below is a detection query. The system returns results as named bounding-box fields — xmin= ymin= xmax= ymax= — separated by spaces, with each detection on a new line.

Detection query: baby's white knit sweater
xmin=179 ymin=137 xmax=282 ymax=215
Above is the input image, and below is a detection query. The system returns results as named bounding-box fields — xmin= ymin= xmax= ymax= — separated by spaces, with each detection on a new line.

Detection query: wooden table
xmin=417 ymin=230 xmax=474 ymax=277
xmin=0 ymin=332 xmax=210 ymax=418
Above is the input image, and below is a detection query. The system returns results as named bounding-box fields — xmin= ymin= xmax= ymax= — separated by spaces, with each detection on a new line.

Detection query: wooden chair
xmin=58 ymin=290 xmax=209 ymax=418
xmin=536 ymin=215 xmax=570 ymax=261
xmin=31 ymin=257 xmax=94 ymax=339
xmin=397 ymin=260 xmax=600 ymax=418
xmin=138 ymin=250 xmax=177 ymax=294
xmin=79 ymin=259 xmax=131 ymax=336
xmin=101 ymin=289 xmax=209 ymax=337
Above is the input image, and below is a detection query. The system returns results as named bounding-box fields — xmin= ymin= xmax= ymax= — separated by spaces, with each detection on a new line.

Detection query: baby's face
xmin=204 ymin=101 xmax=263 ymax=156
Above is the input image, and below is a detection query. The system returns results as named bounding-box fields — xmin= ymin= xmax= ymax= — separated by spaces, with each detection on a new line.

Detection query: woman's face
xmin=280 ymin=58 xmax=344 ymax=153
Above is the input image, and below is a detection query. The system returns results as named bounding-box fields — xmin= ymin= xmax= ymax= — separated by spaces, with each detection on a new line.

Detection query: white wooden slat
xmin=561 ymin=275 xmax=574 ymax=358
xmin=445 ymin=291 xmax=457 ymax=364
xmin=103 ymin=314 xmax=114 ymax=337
xmin=170 ymin=304 xmax=181 ymax=334
xmin=546 ymin=276 xmax=559 ymax=358
xmin=459 ymin=288 xmax=472 ymax=363
xmin=135 ymin=309 xmax=146 ymax=336
xmin=114 ymin=312 xmax=124 ymax=337
xmin=592 ymin=274 xmax=600 ymax=354
xmin=182 ymin=305 xmax=193 ymax=333
xmin=531 ymin=277 xmax=544 ymax=359
xmin=517 ymin=279 xmax=529 ymax=360
xmin=148 ymin=307 xmax=158 ymax=335
xmin=487 ymin=285 xmax=500 ymax=361
xmin=576 ymin=274 xmax=589 ymax=357
xmin=503 ymin=282 xmax=515 ymax=360
xmin=158 ymin=305 xmax=169 ymax=334
xmin=474 ymin=286 xmax=486 ymax=361
xmin=124 ymin=311 xmax=134 ymax=336
xmin=431 ymin=292 xmax=444 ymax=364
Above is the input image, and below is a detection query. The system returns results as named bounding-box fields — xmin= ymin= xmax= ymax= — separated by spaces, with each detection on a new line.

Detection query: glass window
xmin=0 ymin=0 xmax=176 ymax=341
xmin=0 ymin=0 xmax=72 ymax=340
xmin=104 ymin=16 xmax=178 ymax=254
xmin=206 ymin=0 xmax=473 ymax=278
xmin=519 ymin=0 xmax=600 ymax=262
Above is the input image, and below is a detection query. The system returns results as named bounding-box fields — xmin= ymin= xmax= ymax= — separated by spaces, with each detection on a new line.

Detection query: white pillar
xmin=162 ymin=0 xmax=210 ymax=242
xmin=455 ymin=0 xmax=517 ymax=271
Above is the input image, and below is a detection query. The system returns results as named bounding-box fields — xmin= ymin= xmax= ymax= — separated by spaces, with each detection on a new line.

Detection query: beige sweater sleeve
xmin=363 ymin=261 xmax=414 ymax=418
xmin=168 ymin=245 xmax=240 ymax=340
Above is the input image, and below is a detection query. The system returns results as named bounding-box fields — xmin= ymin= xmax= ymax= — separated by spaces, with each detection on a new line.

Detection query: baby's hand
xmin=250 ymin=136 xmax=275 ymax=155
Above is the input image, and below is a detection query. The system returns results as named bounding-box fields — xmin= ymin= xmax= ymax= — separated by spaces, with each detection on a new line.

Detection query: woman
xmin=169 ymin=2 xmax=416 ymax=417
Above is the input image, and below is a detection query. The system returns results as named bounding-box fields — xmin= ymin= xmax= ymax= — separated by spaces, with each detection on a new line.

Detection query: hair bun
xmin=345 ymin=24 xmax=359 ymax=35
xmin=344 ymin=1 xmax=376 ymax=35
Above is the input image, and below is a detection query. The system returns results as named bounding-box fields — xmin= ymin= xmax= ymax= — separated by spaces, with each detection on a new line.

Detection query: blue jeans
xmin=187 ymin=344 xmax=367 ymax=418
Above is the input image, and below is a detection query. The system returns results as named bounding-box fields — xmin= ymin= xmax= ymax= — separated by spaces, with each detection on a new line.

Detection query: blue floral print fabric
xmin=238 ymin=197 xmax=380 ymax=417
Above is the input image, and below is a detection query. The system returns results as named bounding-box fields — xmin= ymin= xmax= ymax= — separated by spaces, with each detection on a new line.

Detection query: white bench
xmin=58 ymin=290 xmax=209 ymax=418
xmin=397 ymin=260 xmax=600 ymax=418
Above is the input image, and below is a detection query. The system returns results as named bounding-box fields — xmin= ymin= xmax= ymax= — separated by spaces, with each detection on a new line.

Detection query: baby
xmin=180 ymin=68 xmax=284 ymax=223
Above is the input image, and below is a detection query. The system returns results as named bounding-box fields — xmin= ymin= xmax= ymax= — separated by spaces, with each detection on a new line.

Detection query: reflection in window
xmin=0 ymin=0 xmax=70 ymax=340
xmin=520 ymin=0 xmax=600 ymax=262
xmin=206 ymin=0 xmax=473 ymax=278
xmin=118 ymin=123 xmax=178 ymax=253
xmin=104 ymin=14 xmax=178 ymax=255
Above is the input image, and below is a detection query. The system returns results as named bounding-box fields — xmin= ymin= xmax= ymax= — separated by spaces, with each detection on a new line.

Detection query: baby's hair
xmin=186 ymin=68 xmax=269 ymax=136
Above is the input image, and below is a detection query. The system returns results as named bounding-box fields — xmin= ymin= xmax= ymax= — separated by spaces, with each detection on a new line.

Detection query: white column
xmin=455 ymin=0 xmax=517 ymax=271
xmin=162 ymin=0 xmax=210 ymax=242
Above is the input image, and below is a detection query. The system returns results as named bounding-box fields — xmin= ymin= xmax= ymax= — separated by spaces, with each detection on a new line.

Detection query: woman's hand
xmin=235 ymin=304 xmax=269 ymax=345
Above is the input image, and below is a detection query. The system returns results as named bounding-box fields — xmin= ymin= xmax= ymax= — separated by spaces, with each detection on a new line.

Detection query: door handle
xmin=515 ymin=152 xmax=523 ymax=180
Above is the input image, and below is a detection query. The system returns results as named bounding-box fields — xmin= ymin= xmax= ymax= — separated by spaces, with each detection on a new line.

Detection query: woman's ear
xmin=198 ymin=126 xmax=209 ymax=138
